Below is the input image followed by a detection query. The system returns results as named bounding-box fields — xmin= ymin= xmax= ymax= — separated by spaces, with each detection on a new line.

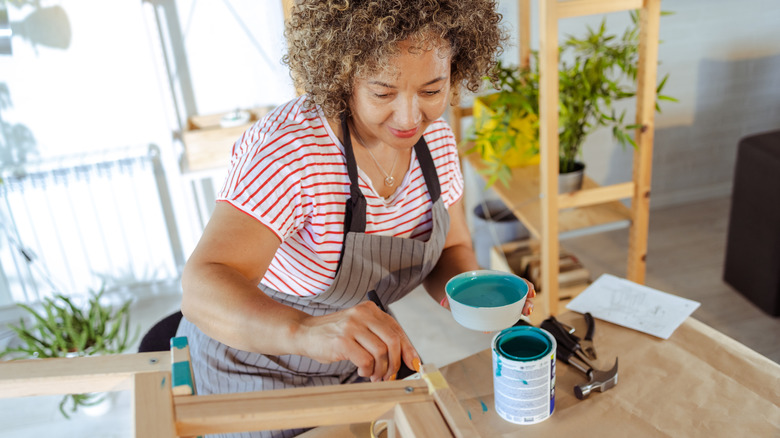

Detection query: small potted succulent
xmin=0 ymin=287 xmax=138 ymax=418
xmin=469 ymin=12 xmax=676 ymax=189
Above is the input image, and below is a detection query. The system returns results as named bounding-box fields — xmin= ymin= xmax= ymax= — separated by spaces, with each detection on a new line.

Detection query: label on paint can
xmin=492 ymin=326 xmax=556 ymax=425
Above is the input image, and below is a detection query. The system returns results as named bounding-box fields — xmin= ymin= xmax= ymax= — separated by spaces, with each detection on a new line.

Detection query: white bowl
xmin=446 ymin=270 xmax=528 ymax=332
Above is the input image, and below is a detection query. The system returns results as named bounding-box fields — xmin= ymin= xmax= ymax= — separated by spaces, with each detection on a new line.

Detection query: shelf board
xmin=182 ymin=106 xmax=274 ymax=173
xmin=464 ymin=152 xmax=633 ymax=239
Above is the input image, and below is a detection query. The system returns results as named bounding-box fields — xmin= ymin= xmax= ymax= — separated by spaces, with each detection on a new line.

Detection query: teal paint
xmin=161 ymin=376 xmax=166 ymax=388
xmin=172 ymin=361 xmax=194 ymax=391
xmin=171 ymin=336 xmax=188 ymax=349
xmin=468 ymin=410 xmax=472 ymax=420
xmin=497 ymin=328 xmax=552 ymax=362
xmin=495 ymin=357 xmax=502 ymax=377
xmin=480 ymin=400 xmax=488 ymax=412
xmin=447 ymin=271 xmax=528 ymax=308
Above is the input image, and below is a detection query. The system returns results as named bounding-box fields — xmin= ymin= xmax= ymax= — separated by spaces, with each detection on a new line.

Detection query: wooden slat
xmin=557 ymin=182 xmax=635 ymax=209
xmin=170 ymin=336 xmax=196 ymax=396
xmin=0 ymin=352 xmax=171 ymax=398
xmin=557 ymin=0 xmax=643 ymax=18
xmin=174 ymin=379 xmax=431 ymax=437
xmin=281 ymin=0 xmax=294 ymax=23
xmin=627 ymin=0 xmax=661 ymax=283
xmin=518 ymin=0 xmax=532 ymax=69
xmin=133 ymin=371 xmax=176 ymax=438
xmin=421 ymin=365 xmax=481 ymax=438
xmin=394 ymin=401 xmax=453 ymax=438
xmin=538 ymin=0 xmax=562 ymax=315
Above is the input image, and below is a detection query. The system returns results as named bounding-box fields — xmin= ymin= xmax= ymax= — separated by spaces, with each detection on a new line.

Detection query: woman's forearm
xmin=181 ymin=260 xmax=308 ymax=355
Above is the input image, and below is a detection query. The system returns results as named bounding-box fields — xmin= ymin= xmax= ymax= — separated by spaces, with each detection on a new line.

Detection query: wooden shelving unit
xmin=453 ymin=0 xmax=661 ymax=319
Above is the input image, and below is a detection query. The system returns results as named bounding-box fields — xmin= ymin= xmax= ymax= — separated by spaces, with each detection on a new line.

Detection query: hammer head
xmin=574 ymin=358 xmax=618 ymax=400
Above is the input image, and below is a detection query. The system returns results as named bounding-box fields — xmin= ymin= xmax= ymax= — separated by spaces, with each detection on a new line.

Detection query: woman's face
xmin=349 ymin=39 xmax=452 ymax=150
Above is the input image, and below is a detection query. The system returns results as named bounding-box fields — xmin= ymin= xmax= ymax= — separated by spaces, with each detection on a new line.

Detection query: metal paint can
xmin=492 ymin=326 xmax=556 ymax=424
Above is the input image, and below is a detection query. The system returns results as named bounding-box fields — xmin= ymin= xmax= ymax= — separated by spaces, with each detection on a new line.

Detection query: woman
xmin=179 ymin=1 xmax=534 ymax=436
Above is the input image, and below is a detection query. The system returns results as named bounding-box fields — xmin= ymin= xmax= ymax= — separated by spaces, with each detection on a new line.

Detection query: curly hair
xmin=283 ymin=0 xmax=506 ymax=118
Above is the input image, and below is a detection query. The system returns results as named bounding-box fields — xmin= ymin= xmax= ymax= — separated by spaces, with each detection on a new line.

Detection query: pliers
xmin=540 ymin=313 xmax=597 ymax=361
xmin=579 ymin=312 xmax=598 ymax=360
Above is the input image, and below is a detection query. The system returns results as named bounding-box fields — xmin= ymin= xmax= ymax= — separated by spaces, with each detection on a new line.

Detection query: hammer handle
xmin=584 ymin=312 xmax=596 ymax=341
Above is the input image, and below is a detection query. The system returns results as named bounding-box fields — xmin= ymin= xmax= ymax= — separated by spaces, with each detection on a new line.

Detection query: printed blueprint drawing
xmin=566 ymin=274 xmax=700 ymax=339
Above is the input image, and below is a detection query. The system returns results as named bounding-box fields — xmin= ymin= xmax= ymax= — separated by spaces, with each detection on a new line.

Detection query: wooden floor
xmin=562 ymin=195 xmax=780 ymax=363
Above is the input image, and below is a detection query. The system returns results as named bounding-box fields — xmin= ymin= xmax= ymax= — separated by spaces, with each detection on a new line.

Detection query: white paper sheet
xmin=566 ymin=274 xmax=701 ymax=339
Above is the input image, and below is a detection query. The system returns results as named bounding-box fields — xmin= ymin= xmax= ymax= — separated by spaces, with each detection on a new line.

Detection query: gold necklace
xmin=350 ymin=121 xmax=399 ymax=187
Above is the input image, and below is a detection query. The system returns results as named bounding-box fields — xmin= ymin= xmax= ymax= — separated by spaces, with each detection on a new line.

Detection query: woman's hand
xmin=522 ymin=280 xmax=536 ymax=316
xmin=293 ymin=301 xmax=420 ymax=382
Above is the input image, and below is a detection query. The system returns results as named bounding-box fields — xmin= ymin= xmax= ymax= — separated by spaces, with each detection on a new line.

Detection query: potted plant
xmin=0 ymin=287 xmax=138 ymax=418
xmin=469 ymin=12 xmax=676 ymax=189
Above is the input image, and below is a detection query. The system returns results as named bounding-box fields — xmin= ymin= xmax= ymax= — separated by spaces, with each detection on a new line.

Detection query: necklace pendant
xmin=384 ymin=176 xmax=395 ymax=187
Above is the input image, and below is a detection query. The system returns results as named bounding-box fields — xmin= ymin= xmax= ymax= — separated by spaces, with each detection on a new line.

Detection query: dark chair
xmin=723 ymin=129 xmax=780 ymax=316
xmin=138 ymin=310 xmax=184 ymax=352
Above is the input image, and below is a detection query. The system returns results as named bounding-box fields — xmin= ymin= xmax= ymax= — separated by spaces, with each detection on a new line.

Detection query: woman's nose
xmin=393 ymin=95 xmax=422 ymax=128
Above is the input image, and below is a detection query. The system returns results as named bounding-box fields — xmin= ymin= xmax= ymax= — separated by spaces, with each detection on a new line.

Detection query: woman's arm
xmin=181 ymin=201 xmax=419 ymax=381
xmin=423 ymin=197 xmax=535 ymax=315
xmin=422 ymin=197 xmax=480 ymax=304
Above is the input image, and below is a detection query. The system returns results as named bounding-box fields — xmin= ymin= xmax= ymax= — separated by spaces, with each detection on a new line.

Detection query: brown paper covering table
xmin=303 ymin=312 xmax=780 ymax=437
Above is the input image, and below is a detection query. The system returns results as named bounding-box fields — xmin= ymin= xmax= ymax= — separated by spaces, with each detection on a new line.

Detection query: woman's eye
xmin=373 ymin=93 xmax=391 ymax=99
xmin=423 ymin=90 xmax=442 ymax=96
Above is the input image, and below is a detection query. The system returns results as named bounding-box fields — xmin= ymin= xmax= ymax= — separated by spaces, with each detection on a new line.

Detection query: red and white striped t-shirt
xmin=218 ymin=95 xmax=464 ymax=297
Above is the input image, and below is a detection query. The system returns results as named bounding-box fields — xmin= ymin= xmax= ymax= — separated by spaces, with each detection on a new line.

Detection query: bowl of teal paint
xmin=445 ymin=270 xmax=529 ymax=332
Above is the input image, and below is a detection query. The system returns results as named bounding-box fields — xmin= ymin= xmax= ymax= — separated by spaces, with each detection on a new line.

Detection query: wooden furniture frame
xmin=452 ymin=0 xmax=661 ymax=319
xmin=0 ymin=352 xmax=479 ymax=437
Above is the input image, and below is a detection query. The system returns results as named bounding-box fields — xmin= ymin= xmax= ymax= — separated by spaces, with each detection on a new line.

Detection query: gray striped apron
xmin=177 ymin=116 xmax=450 ymax=438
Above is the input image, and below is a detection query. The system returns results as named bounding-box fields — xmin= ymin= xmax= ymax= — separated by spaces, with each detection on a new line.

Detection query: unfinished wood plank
xmin=518 ymin=0 xmax=532 ymax=69
xmin=170 ymin=336 xmax=196 ymax=396
xmin=182 ymin=124 xmax=248 ymax=171
xmin=538 ymin=0 xmax=561 ymax=316
xmin=420 ymin=365 xmax=481 ymax=438
xmin=627 ymin=0 xmax=661 ymax=283
xmin=0 ymin=352 xmax=171 ymax=398
xmin=557 ymin=0 xmax=643 ymax=18
xmin=394 ymin=401 xmax=453 ymax=438
xmin=174 ymin=379 xmax=431 ymax=437
xmin=133 ymin=371 xmax=176 ymax=438
xmin=557 ymin=182 xmax=635 ymax=209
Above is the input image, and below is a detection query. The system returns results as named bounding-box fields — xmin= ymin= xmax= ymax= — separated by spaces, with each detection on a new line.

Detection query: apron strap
xmin=341 ymin=114 xmax=368 ymax=234
xmin=340 ymin=114 xmax=442 ymax=235
xmin=413 ymin=135 xmax=441 ymax=204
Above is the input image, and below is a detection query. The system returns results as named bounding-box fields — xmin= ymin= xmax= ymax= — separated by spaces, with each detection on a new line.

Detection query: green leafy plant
xmin=469 ymin=12 xmax=676 ymax=186
xmin=0 ymin=287 xmax=138 ymax=418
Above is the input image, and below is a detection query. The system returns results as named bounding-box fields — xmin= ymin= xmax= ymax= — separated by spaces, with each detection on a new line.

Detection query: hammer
xmin=541 ymin=317 xmax=619 ymax=400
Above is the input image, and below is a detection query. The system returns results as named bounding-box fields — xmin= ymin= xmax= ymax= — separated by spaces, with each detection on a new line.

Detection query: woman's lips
xmin=389 ymin=126 xmax=419 ymax=139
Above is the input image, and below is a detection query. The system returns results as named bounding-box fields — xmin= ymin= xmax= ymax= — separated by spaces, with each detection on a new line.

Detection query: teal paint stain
xmin=171 ymin=336 xmax=188 ymax=349
xmin=172 ymin=361 xmax=194 ymax=390
xmin=468 ymin=410 xmax=472 ymax=420
xmin=522 ymin=380 xmax=528 ymax=385
xmin=495 ymin=357 xmax=502 ymax=377
xmin=480 ymin=400 xmax=488 ymax=412
xmin=161 ymin=376 xmax=166 ymax=388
